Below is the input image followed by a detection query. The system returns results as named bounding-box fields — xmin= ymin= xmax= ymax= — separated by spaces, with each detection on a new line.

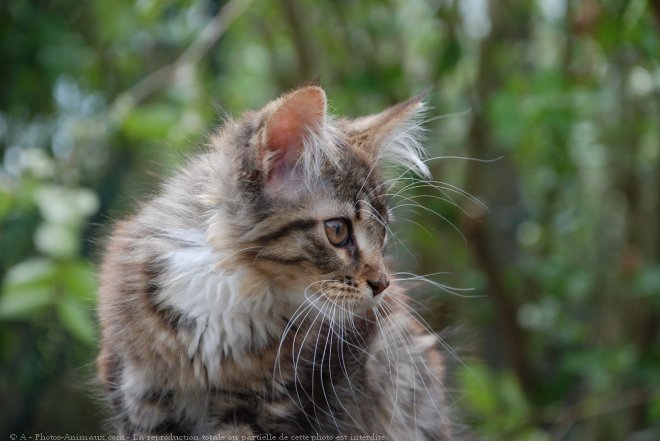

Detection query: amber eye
xmin=324 ymin=218 xmax=350 ymax=247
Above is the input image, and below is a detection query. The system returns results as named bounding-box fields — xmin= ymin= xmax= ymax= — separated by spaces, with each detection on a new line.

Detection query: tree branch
xmin=279 ymin=0 xmax=314 ymax=81
xmin=110 ymin=0 xmax=253 ymax=121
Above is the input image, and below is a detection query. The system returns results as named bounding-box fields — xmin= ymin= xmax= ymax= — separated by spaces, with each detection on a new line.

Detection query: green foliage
xmin=1 ymin=0 xmax=659 ymax=438
xmin=459 ymin=364 xmax=549 ymax=440
xmin=0 ymin=258 xmax=55 ymax=319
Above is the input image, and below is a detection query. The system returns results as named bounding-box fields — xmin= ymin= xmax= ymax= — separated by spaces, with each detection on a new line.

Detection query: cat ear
xmin=347 ymin=93 xmax=430 ymax=178
xmin=261 ymin=86 xmax=327 ymax=194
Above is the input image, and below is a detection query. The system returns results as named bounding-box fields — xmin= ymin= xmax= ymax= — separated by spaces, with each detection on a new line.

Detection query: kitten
xmin=97 ymin=86 xmax=454 ymax=439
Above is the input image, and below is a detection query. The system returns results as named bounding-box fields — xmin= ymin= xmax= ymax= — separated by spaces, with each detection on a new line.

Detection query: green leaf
xmin=0 ymin=286 xmax=52 ymax=319
xmin=0 ymin=258 xmax=56 ymax=319
xmin=56 ymin=296 xmax=96 ymax=344
xmin=3 ymin=257 xmax=56 ymax=287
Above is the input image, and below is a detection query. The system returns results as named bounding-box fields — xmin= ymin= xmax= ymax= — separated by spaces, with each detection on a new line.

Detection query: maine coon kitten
xmin=97 ymin=86 xmax=454 ymax=439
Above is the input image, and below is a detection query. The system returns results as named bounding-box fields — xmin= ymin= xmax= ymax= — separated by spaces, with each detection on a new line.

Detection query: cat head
xmin=204 ymin=86 xmax=429 ymax=313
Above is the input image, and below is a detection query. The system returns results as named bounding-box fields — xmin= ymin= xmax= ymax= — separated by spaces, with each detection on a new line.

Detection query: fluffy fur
xmin=97 ymin=86 xmax=454 ymax=439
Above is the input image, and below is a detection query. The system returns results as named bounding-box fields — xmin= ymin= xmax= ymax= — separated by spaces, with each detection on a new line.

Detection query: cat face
xmin=208 ymin=86 xmax=429 ymax=314
xmin=243 ymin=150 xmax=391 ymax=312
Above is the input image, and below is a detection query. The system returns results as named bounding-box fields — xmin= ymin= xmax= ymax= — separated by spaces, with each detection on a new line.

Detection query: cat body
xmin=97 ymin=87 xmax=453 ymax=439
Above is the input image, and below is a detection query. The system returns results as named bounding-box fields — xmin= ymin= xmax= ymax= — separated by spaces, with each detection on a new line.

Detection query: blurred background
xmin=1 ymin=0 xmax=659 ymax=439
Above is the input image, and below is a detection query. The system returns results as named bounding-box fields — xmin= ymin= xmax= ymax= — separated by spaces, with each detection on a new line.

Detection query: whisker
xmin=357 ymin=200 xmax=415 ymax=261
xmin=378 ymin=302 xmax=447 ymax=423
xmin=421 ymin=108 xmax=472 ymax=123
xmin=390 ymin=273 xmax=480 ymax=299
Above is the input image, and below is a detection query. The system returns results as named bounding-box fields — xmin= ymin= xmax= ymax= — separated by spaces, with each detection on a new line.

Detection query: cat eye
xmin=324 ymin=218 xmax=350 ymax=247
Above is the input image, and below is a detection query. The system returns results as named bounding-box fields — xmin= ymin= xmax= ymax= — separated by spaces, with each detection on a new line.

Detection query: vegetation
xmin=1 ymin=1 xmax=659 ymax=439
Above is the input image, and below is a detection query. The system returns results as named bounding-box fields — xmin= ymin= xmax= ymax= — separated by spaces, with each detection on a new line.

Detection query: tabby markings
xmin=252 ymin=218 xmax=317 ymax=244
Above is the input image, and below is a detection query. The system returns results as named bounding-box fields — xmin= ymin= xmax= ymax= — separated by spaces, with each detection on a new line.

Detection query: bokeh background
xmin=1 ymin=0 xmax=659 ymax=439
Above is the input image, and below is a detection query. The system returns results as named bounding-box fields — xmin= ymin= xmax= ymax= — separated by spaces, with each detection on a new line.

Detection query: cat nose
xmin=367 ymin=276 xmax=390 ymax=296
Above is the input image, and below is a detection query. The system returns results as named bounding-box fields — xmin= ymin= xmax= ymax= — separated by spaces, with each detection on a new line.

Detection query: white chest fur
xmin=155 ymin=229 xmax=287 ymax=380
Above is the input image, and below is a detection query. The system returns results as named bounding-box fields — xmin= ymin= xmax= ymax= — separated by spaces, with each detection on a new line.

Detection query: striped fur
xmin=97 ymin=86 xmax=454 ymax=439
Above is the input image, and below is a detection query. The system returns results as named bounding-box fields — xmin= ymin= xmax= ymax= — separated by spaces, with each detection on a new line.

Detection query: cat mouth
xmin=316 ymin=282 xmax=377 ymax=309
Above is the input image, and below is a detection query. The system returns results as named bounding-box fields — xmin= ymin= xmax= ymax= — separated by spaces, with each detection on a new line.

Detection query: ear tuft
xmin=348 ymin=93 xmax=430 ymax=179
